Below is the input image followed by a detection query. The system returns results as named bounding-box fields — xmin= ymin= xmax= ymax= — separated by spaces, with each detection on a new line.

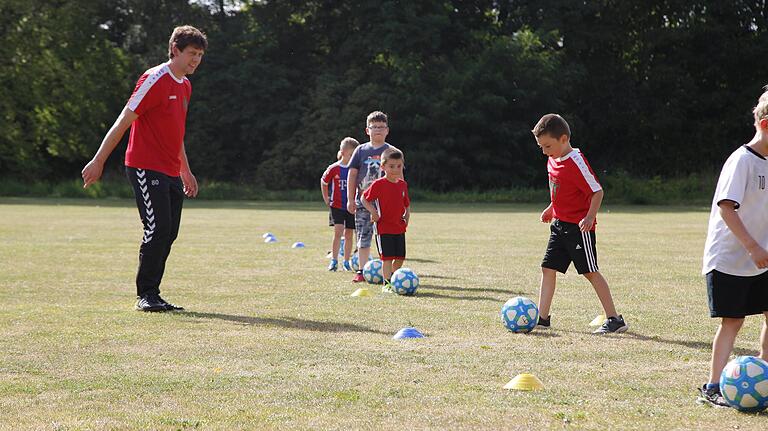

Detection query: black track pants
xmin=126 ymin=167 xmax=184 ymax=298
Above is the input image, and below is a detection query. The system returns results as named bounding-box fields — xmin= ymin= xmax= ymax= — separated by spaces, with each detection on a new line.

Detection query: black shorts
xmin=376 ymin=233 xmax=406 ymax=261
xmin=707 ymin=269 xmax=768 ymax=318
xmin=330 ymin=207 xmax=355 ymax=229
xmin=541 ymin=219 xmax=599 ymax=274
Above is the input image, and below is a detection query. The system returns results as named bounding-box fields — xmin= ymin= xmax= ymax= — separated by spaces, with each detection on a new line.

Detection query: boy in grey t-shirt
xmin=346 ymin=111 xmax=397 ymax=282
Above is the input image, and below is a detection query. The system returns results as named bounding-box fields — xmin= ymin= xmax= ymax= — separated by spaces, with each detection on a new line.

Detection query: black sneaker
xmin=592 ymin=315 xmax=629 ymax=334
xmin=537 ymin=315 xmax=551 ymax=328
xmin=156 ymin=295 xmax=185 ymax=311
xmin=697 ymin=384 xmax=730 ymax=407
xmin=135 ymin=295 xmax=167 ymax=312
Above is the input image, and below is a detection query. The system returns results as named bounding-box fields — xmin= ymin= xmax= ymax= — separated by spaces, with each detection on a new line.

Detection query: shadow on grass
xmin=420 ymin=274 xmax=458 ymax=280
xmin=407 ymin=258 xmax=440 ymax=264
xmin=622 ymin=332 xmax=754 ymax=356
xmin=416 ymin=289 xmax=500 ymax=302
xmin=179 ymin=311 xmax=388 ymax=335
xmin=423 ymin=283 xmax=523 ymax=295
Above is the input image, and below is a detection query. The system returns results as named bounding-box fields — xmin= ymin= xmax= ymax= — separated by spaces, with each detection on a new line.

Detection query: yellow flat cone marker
xmin=589 ymin=314 xmax=606 ymax=327
xmin=351 ymin=288 xmax=372 ymax=297
xmin=504 ymin=373 xmax=544 ymax=391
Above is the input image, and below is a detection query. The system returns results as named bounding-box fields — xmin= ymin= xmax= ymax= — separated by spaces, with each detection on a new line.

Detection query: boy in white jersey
xmin=699 ymin=88 xmax=768 ymax=407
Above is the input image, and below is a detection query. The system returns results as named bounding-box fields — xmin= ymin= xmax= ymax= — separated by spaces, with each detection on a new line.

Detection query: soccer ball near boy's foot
xmin=391 ymin=268 xmax=419 ymax=295
xmin=719 ymin=356 xmax=768 ymax=411
xmin=501 ymin=297 xmax=539 ymax=333
xmin=362 ymin=259 xmax=383 ymax=284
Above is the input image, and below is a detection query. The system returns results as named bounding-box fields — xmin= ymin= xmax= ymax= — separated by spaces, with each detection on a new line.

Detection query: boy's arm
xmin=578 ymin=189 xmax=603 ymax=232
xmin=81 ymin=106 xmax=138 ymax=188
xmin=361 ymin=196 xmax=379 ymax=222
xmin=719 ymin=200 xmax=768 ymax=268
xmin=320 ymin=182 xmax=330 ymax=206
xmin=179 ymin=141 xmax=198 ymax=197
xmin=404 ymin=206 xmax=410 ymax=226
xmin=540 ymin=202 xmax=554 ymax=223
xmin=346 ymin=168 xmax=358 ymax=213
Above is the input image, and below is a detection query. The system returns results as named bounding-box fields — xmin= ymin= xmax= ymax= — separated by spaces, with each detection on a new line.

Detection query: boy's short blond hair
xmin=367 ymin=111 xmax=388 ymax=126
xmin=532 ymin=113 xmax=571 ymax=139
xmin=337 ymin=137 xmax=359 ymax=160
xmin=381 ymin=147 xmax=403 ymax=164
xmin=753 ymin=87 xmax=768 ymax=121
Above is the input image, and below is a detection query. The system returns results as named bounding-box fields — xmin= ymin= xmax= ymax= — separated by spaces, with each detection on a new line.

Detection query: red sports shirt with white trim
xmin=362 ymin=177 xmax=410 ymax=235
xmin=124 ymin=62 xmax=191 ymax=177
xmin=321 ymin=161 xmax=351 ymax=209
xmin=547 ymin=148 xmax=602 ymax=228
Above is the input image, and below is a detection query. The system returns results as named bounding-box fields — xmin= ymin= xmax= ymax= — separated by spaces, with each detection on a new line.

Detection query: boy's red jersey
xmin=124 ymin=62 xmax=192 ymax=177
xmin=547 ymin=148 xmax=602 ymax=227
xmin=362 ymin=177 xmax=410 ymax=234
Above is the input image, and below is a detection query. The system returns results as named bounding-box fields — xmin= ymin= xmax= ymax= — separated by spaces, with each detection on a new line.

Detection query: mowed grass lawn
xmin=1 ymin=198 xmax=767 ymax=430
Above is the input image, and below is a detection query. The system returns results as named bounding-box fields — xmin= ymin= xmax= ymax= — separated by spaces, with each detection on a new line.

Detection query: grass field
xmin=1 ymin=198 xmax=767 ymax=430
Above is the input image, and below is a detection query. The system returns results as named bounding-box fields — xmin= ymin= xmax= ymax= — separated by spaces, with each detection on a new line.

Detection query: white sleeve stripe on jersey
xmin=126 ymin=65 xmax=168 ymax=112
xmin=571 ymin=152 xmax=602 ymax=192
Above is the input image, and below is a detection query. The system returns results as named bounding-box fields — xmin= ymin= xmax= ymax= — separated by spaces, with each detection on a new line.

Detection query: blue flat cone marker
xmin=504 ymin=373 xmax=544 ymax=391
xmin=351 ymin=288 xmax=372 ymax=297
xmin=589 ymin=314 xmax=606 ymax=327
xmin=393 ymin=327 xmax=424 ymax=339
xmin=262 ymin=232 xmax=273 ymax=238
xmin=264 ymin=236 xmax=277 ymax=243
xmin=292 ymin=241 xmax=305 ymax=248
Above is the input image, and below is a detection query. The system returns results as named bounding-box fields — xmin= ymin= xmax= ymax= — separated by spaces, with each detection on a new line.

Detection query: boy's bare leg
xmin=331 ymin=224 xmax=344 ymax=258
xmin=760 ymin=313 xmax=768 ymax=361
xmin=392 ymin=259 xmax=404 ymax=272
xmin=538 ymin=267 xmax=557 ymax=319
xmin=709 ymin=317 xmax=744 ymax=383
xmin=359 ymin=247 xmax=371 ymax=267
xmin=583 ymin=271 xmax=618 ymax=318
xmin=343 ymin=228 xmax=355 ymax=260
xmin=382 ymin=260 xmax=393 ymax=282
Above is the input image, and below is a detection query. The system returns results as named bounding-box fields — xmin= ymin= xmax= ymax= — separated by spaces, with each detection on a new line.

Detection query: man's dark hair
xmin=168 ymin=25 xmax=208 ymax=59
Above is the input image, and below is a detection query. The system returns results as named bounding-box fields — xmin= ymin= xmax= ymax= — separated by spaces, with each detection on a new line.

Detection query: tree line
xmin=2 ymin=0 xmax=767 ymax=191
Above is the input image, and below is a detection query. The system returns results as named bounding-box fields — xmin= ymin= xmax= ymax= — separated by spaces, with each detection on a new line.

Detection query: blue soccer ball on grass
xmin=391 ymin=268 xmax=419 ymax=296
xmin=501 ymin=296 xmax=539 ymax=333
xmin=720 ymin=356 xmax=768 ymax=411
xmin=363 ymin=259 xmax=383 ymax=284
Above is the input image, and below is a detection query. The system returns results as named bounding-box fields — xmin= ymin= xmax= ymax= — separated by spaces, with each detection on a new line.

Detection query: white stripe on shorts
xmin=581 ymin=230 xmax=598 ymax=272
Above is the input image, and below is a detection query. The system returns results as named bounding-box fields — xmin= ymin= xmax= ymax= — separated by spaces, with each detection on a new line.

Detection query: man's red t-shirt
xmin=362 ymin=177 xmax=410 ymax=234
xmin=125 ymin=62 xmax=191 ymax=177
xmin=547 ymin=148 xmax=602 ymax=228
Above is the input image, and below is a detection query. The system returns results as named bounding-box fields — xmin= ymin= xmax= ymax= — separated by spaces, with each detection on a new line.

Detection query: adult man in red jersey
xmin=82 ymin=26 xmax=207 ymax=312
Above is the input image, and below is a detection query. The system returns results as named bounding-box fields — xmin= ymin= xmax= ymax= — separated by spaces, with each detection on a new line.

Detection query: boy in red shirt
xmin=533 ymin=114 xmax=628 ymax=334
xmin=361 ymin=148 xmax=410 ymax=290
xmin=81 ymin=26 xmax=207 ymax=312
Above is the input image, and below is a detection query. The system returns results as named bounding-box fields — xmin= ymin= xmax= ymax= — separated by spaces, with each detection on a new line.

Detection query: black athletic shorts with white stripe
xmin=541 ymin=219 xmax=599 ymax=274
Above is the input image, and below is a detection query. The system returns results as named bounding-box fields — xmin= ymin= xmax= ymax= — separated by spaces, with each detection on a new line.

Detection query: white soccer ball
xmin=363 ymin=259 xmax=384 ymax=284
xmin=391 ymin=268 xmax=419 ymax=295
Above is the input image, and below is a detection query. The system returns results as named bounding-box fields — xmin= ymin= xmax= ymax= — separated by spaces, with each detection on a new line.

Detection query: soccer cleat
xmin=537 ymin=315 xmax=551 ymax=328
xmin=157 ymin=295 xmax=185 ymax=311
xmin=697 ymin=384 xmax=731 ymax=408
xmin=382 ymin=280 xmax=394 ymax=293
xmin=342 ymin=260 xmax=353 ymax=272
xmin=592 ymin=315 xmax=629 ymax=334
xmin=328 ymin=259 xmax=338 ymax=272
xmin=135 ymin=295 xmax=166 ymax=312
xmin=352 ymin=272 xmax=365 ymax=283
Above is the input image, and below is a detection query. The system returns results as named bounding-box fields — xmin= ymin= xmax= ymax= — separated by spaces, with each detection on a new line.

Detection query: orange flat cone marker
xmin=589 ymin=314 xmax=606 ymax=327
xmin=351 ymin=288 xmax=372 ymax=297
xmin=504 ymin=373 xmax=544 ymax=391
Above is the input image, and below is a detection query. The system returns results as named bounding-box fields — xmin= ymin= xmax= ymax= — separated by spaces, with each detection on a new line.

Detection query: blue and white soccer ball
xmin=391 ymin=268 xmax=419 ymax=296
xmin=351 ymin=253 xmax=373 ymax=272
xmin=501 ymin=296 xmax=539 ymax=333
xmin=363 ymin=259 xmax=384 ymax=284
xmin=720 ymin=356 xmax=768 ymax=411
xmin=337 ymin=238 xmax=345 ymax=260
